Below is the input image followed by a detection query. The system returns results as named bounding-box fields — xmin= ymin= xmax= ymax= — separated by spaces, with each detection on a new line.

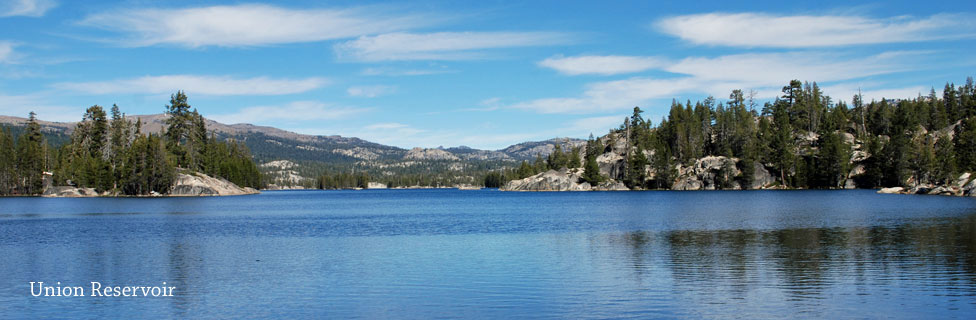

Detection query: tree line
xmin=630 ymin=77 xmax=976 ymax=189
xmin=0 ymin=91 xmax=263 ymax=196
xmin=485 ymin=77 xmax=976 ymax=190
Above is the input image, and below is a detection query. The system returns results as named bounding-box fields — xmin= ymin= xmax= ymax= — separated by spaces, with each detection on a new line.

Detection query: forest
xmin=0 ymin=91 xmax=263 ymax=195
xmin=488 ymin=77 xmax=976 ymax=190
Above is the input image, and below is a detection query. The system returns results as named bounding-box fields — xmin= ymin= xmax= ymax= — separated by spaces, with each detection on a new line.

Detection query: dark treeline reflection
xmin=611 ymin=214 xmax=976 ymax=301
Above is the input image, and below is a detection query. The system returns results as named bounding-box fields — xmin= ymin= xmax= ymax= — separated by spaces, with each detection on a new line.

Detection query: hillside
xmin=0 ymin=113 xmax=584 ymax=188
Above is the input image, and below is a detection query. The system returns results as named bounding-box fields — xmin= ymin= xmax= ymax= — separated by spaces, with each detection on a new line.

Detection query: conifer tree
xmin=934 ymin=135 xmax=957 ymax=184
xmin=15 ymin=112 xmax=45 ymax=194
xmin=0 ymin=127 xmax=15 ymax=194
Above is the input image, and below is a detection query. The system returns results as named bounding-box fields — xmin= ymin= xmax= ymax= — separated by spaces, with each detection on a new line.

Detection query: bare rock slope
xmin=169 ymin=172 xmax=260 ymax=196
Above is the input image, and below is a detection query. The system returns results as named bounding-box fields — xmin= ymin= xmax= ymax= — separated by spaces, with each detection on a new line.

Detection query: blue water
xmin=1 ymin=189 xmax=975 ymax=318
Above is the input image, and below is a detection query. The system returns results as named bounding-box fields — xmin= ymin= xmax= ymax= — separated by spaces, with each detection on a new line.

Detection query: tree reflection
xmin=612 ymin=213 xmax=976 ymax=304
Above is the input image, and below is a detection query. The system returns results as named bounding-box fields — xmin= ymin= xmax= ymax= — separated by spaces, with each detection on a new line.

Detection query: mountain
xmin=0 ymin=113 xmax=583 ymax=187
xmin=501 ymin=137 xmax=587 ymax=159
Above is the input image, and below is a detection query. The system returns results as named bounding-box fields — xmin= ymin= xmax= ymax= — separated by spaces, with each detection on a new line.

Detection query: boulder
xmin=672 ymin=177 xmax=703 ymax=191
xmin=877 ymin=187 xmax=904 ymax=194
xmin=501 ymin=170 xmax=593 ymax=191
xmin=367 ymin=182 xmax=388 ymax=189
xmin=596 ymin=152 xmax=625 ymax=180
xmin=673 ymin=156 xmax=741 ymax=190
xmin=955 ymin=173 xmax=971 ymax=188
xmin=592 ymin=180 xmax=628 ymax=191
xmin=843 ymin=179 xmax=856 ymax=189
xmin=750 ymin=163 xmax=776 ymax=189
xmin=964 ymin=176 xmax=976 ymax=196
xmin=169 ymin=172 xmax=260 ymax=196
xmin=841 ymin=132 xmax=856 ymax=145
xmin=910 ymin=184 xmax=934 ymax=194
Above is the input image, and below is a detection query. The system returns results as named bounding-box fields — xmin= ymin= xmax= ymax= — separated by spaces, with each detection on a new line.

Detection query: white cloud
xmin=347 ymin=85 xmax=397 ymax=98
xmin=665 ymin=51 xmax=915 ymax=88
xmin=512 ymin=51 xmax=924 ymax=114
xmin=78 ymin=4 xmax=434 ymax=47
xmin=539 ymin=55 xmax=665 ymax=75
xmin=0 ymin=0 xmax=57 ymax=17
xmin=53 ymin=75 xmax=328 ymax=96
xmin=655 ymin=12 xmax=973 ymax=48
xmin=207 ymin=101 xmax=367 ymax=124
xmin=335 ymin=31 xmax=572 ymax=61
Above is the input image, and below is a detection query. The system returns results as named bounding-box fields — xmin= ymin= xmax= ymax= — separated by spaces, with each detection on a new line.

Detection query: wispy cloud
xmin=655 ymin=12 xmax=975 ymax=48
xmin=207 ymin=101 xmax=367 ymax=124
xmin=335 ymin=31 xmax=573 ymax=61
xmin=0 ymin=91 xmax=78 ymax=122
xmin=515 ymin=51 xmax=923 ymax=114
xmin=53 ymin=75 xmax=328 ymax=96
xmin=510 ymin=77 xmax=699 ymax=114
xmin=0 ymin=41 xmax=14 ymax=63
xmin=665 ymin=51 xmax=916 ymax=86
xmin=78 ymin=4 xmax=435 ymax=48
xmin=0 ymin=0 xmax=57 ymax=17
xmin=539 ymin=55 xmax=666 ymax=75
xmin=819 ymin=83 xmax=928 ymax=103
xmin=361 ymin=67 xmax=455 ymax=76
xmin=347 ymin=85 xmax=397 ymax=98
xmin=569 ymin=115 xmax=629 ymax=135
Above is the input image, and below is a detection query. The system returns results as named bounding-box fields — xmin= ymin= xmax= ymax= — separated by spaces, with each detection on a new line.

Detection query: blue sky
xmin=1 ymin=0 xmax=974 ymax=149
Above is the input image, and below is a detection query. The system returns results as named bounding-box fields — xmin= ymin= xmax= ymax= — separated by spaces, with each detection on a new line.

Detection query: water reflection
xmin=609 ymin=214 xmax=976 ymax=316
xmin=4 ymin=190 xmax=976 ymax=318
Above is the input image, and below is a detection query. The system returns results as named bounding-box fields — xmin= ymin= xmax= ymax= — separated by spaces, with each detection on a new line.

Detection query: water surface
xmin=1 ymin=189 xmax=975 ymax=318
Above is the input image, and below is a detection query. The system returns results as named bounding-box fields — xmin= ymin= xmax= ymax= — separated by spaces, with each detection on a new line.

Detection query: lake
xmin=1 ymin=189 xmax=975 ymax=318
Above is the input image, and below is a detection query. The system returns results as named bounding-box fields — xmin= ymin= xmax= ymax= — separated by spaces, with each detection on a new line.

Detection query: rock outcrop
xmin=40 ymin=171 xmax=258 ymax=197
xmin=880 ymin=172 xmax=976 ymax=197
xmin=501 ymin=169 xmax=593 ymax=191
xmin=596 ymin=152 xmax=625 ymax=180
xmin=169 ymin=172 xmax=260 ymax=196
xmin=41 ymin=186 xmax=102 ymax=197
xmin=672 ymin=156 xmax=755 ymax=190
xmin=367 ymin=182 xmax=388 ymax=189
xmin=876 ymin=172 xmax=976 ymax=197
xmin=592 ymin=180 xmax=629 ymax=191
xmin=403 ymin=147 xmax=460 ymax=161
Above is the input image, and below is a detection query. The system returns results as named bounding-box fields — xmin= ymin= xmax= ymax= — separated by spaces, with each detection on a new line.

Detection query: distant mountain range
xmin=0 ymin=113 xmax=584 ymax=186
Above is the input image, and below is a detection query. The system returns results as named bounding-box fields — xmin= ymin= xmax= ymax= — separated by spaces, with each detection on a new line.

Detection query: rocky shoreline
xmin=41 ymin=172 xmax=259 ymax=197
xmin=501 ymin=169 xmax=628 ymax=191
xmin=877 ymin=173 xmax=976 ymax=197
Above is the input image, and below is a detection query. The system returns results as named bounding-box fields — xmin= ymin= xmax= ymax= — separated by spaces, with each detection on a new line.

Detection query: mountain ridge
xmin=1 ymin=113 xmax=584 ymax=187
xmin=0 ymin=113 xmax=584 ymax=158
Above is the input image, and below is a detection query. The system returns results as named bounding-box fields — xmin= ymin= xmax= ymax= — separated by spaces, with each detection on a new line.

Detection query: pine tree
xmin=517 ymin=160 xmax=534 ymax=179
xmin=15 ymin=112 xmax=45 ymax=194
xmin=955 ymin=117 xmax=976 ymax=172
xmin=582 ymin=134 xmax=604 ymax=185
xmin=625 ymin=146 xmax=648 ymax=189
xmin=568 ymin=146 xmax=582 ymax=169
xmin=0 ymin=127 xmax=15 ymax=194
xmin=770 ymin=100 xmax=794 ymax=187
xmin=934 ymin=135 xmax=957 ymax=184
xmin=165 ymin=91 xmax=192 ymax=168
xmin=546 ymin=144 xmax=568 ymax=170
xmin=813 ymin=131 xmax=852 ymax=188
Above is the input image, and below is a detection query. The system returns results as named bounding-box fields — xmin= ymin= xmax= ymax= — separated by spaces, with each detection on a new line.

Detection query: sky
xmin=0 ymin=0 xmax=974 ymax=150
